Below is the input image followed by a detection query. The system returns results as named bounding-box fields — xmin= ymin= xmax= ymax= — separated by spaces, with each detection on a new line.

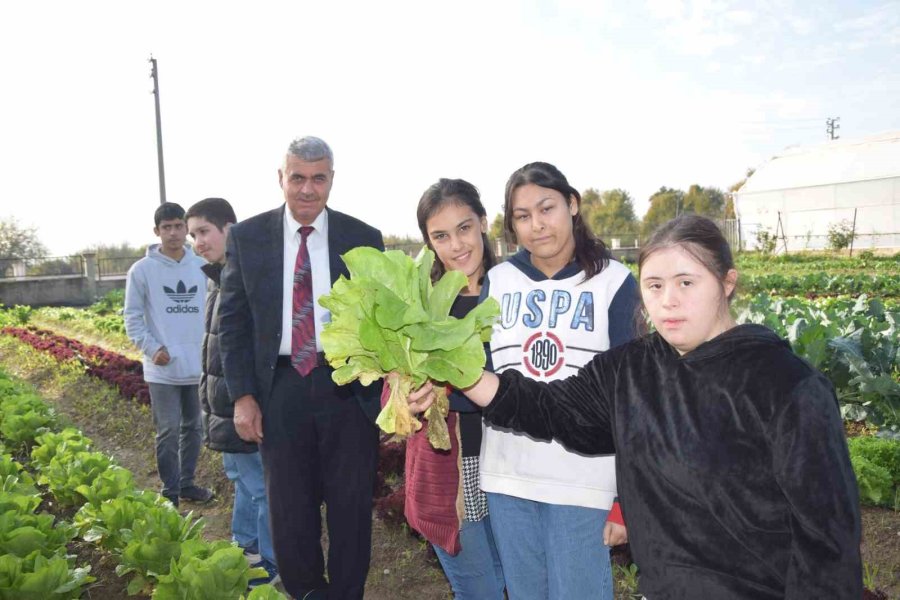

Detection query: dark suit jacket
xmin=218 ymin=205 xmax=385 ymax=420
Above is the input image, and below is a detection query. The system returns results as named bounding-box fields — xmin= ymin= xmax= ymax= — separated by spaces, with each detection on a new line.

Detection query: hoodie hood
xmin=507 ymin=248 xmax=582 ymax=281
xmin=674 ymin=323 xmax=789 ymax=363
xmin=146 ymin=243 xmax=199 ymax=265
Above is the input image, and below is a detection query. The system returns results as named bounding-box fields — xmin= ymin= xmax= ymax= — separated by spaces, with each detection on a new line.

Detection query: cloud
xmin=643 ymin=0 xmax=745 ymax=56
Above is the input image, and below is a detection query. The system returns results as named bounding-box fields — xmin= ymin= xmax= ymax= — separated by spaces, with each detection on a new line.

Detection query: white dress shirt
xmin=279 ymin=207 xmax=332 ymax=355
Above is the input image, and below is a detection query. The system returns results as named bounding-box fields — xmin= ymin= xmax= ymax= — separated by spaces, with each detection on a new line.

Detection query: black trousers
xmin=260 ymin=363 xmax=379 ymax=599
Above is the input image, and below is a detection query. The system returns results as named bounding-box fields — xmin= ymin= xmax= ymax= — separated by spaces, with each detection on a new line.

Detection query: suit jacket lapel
xmin=327 ymin=208 xmax=351 ymax=284
xmin=265 ymin=207 xmax=285 ymax=332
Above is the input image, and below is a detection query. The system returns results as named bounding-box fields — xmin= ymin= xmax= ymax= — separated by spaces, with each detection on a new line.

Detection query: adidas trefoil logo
xmin=163 ymin=280 xmax=200 ymax=314
xmin=164 ymin=280 xmax=198 ymax=303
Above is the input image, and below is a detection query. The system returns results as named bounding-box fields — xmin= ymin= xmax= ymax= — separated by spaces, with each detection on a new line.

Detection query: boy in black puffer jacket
xmin=186 ymin=198 xmax=279 ymax=589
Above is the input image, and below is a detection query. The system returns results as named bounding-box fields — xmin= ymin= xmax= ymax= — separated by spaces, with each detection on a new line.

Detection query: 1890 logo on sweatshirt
xmin=522 ymin=331 xmax=565 ymax=377
xmin=163 ymin=281 xmax=200 ymax=314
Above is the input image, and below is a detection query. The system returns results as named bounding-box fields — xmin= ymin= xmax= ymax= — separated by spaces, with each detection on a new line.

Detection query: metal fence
xmin=0 ymin=255 xmax=84 ymax=279
xmin=97 ymin=255 xmax=142 ymax=279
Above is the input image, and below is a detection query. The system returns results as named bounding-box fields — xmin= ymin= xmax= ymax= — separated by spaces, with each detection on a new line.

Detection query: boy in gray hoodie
xmin=124 ymin=202 xmax=213 ymax=507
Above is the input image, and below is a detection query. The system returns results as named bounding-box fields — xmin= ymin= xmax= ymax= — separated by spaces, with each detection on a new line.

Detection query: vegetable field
xmin=1 ymin=250 xmax=899 ymax=599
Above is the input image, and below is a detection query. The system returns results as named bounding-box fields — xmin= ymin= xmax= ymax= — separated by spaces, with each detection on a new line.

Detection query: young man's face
xmin=154 ymin=218 xmax=187 ymax=254
xmin=187 ymin=216 xmax=229 ymax=264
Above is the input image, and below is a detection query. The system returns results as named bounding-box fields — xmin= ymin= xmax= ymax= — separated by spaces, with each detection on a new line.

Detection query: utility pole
xmin=149 ymin=56 xmax=167 ymax=205
xmin=826 ymin=117 xmax=840 ymax=140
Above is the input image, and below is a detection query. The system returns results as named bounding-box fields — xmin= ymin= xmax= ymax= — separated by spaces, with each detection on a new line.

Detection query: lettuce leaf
xmin=320 ymin=247 xmax=499 ymax=448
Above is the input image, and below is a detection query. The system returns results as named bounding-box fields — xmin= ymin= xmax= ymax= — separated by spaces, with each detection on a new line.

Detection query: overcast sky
xmin=2 ymin=0 xmax=898 ymax=255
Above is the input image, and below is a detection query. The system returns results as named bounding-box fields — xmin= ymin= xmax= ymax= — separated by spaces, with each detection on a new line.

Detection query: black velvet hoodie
xmin=484 ymin=324 xmax=862 ymax=599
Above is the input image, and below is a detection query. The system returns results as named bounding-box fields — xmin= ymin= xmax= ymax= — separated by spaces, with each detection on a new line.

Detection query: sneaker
xmin=162 ymin=493 xmax=179 ymax=508
xmin=242 ymin=546 xmax=261 ymax=565
xmin=180 ymin=485 xmax=215 ymax=503
xmin=248 ymin=559 xmax=280 ymax=588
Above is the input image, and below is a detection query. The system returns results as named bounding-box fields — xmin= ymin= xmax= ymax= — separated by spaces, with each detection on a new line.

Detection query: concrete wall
xmin=0 ymin=254 xmax=126 ymax=308
xmin=0 ymin=275 xmax=126 ymax=308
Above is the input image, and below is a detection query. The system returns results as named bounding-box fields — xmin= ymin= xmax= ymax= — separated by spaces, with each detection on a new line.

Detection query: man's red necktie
xmin=291 ymin=226 xmax=317 ymax=376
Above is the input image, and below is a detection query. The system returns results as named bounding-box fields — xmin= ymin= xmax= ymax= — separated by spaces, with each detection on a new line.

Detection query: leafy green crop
xmin=850 ymin=453 xmax=895 ymax=509
xmin=320 ymin=247 xmax=499 ymax=448
xmin=0 ymin=552 xmax=93 ymax=600
xmin=738 ymin=294 xmax=900 ymax=432
xmin=0 ymin=393 xmax=56 ymax=451
xmin=848 ymin=436 xmax=900 ymax=509
xmin=0 ymin=454 xmax=35 ymax=491
xmin=0 ymin=512 xmax=76 ymax=559
xmin=152 ymin=541 xmax=270 ymax=600
xmin=39 ymin=451 xmax=115 ymax=507
xmin=30 ymin=429 xmax=92 ymax=472
xmin=76 ymin=490 xmax=171 ymax=553
xmin=246 ymin=585 xmax=289 ymax=599
xmin=115 ymin=504 xmax=206 ymax=595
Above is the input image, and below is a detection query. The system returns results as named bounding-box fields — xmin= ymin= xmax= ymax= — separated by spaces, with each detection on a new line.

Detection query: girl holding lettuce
xmin=477 ymin=162 xmax=637 ymax=600
xmin=398 ymin=178 xmax=505 ymax=598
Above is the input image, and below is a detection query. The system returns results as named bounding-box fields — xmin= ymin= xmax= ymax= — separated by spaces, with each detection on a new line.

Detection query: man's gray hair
xmin=286 ymin=136 xmax=334 ymax=167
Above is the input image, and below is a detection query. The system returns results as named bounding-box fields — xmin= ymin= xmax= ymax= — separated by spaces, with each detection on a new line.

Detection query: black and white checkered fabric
xmin=462 ymin=456 xmax=488 ymax=522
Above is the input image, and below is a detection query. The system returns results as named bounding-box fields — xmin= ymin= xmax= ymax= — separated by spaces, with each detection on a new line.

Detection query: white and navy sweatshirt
xmin=479 ymin=249 xmax=639 ymax=509
xmin=124 ymin=244 xmax=207 ymax=385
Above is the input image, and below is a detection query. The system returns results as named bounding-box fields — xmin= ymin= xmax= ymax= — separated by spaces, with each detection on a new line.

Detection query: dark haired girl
xmin=399 ymin=178 xmax=505 ymax=598
xmin=478 ymin=162 xmax=638 ymax=600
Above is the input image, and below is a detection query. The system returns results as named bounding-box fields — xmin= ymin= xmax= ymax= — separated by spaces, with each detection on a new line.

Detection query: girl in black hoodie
xmin=410 ymin=214 xmax=862 ymax=599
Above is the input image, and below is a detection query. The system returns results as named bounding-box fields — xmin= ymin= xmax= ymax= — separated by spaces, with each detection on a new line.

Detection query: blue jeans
xmin=223 ymin=452 xmax=275 ymax=565
xmin=486 ymin=492 xmax=613 ymax=600
xmin=432 ymin=516 xmax=505 ymax=599
xmin=148 ymin=383 xmax=202 ymax=498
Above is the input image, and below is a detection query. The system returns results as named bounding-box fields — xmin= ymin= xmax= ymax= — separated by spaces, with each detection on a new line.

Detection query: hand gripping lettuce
xmin=319 ymin=247 xmax=499 ymax=449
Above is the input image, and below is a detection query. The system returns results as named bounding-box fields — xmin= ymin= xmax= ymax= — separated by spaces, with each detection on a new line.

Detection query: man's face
xmin=187 ymin=216 xmax=229 ymax=264
xmin=153 ymin=218 xmax=187 ymax=253
xmin=278 ymin=155 xmax=333 ymax=225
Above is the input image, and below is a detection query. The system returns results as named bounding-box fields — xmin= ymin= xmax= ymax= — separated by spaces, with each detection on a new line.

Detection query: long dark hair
xmin=503 ymin=162 xmax=610 ymax=280
xmin=416 ymin=178 xmax=497 ymax=282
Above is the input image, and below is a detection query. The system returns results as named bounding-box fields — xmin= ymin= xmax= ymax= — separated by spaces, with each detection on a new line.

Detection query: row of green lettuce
xmin=0 ymin=368 xmax=286 ymax=599
xmin=737 ymin=294 xmax=899 ymax=434
xmin=734 ymin=251 xmax=900 ymax=275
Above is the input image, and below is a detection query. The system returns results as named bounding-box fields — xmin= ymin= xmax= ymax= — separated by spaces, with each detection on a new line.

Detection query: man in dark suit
xmin=218 ymin=136 xmax=383 ymax=599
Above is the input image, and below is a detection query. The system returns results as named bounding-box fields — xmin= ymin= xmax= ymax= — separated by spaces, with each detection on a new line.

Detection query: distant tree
xmin=682 ymin=184 xmax=726 ymax=218
xmin=579 ymin=188 xmax=603 ymax=229
xmin=724 ymin=196 xmax=736 ymax=220
xmin=78 ymin=242 xmax=147 ymax=258
xmin=0 ymin=217 xmax=47 ymax=259
xmin=641 ymin=187 xmax=684 ymax=238
xmin=383 ymin=234 xmax=421 ymax=246
xmin=587 ymin=189 xmax=639 ymax=240
xmin=726 ymin=168 xmax=755 ymax=220
xmin=489 ymin=213 xmax=505 ymax=242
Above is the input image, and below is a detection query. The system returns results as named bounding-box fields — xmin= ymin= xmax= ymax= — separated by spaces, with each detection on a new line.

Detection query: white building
xmin=734 ymin=130 xmax=900 ymax=252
